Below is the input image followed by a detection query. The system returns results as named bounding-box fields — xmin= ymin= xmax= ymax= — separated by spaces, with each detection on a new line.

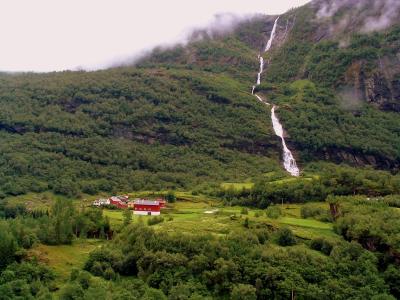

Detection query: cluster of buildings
xmin=93 ymin=195 xmax=166 ymax=216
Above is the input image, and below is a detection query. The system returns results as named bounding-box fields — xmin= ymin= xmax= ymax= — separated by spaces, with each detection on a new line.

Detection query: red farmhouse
xmin=110 ymin=197 xmax=128 ymax=209
xmin=133 ymin=200 xmax=161 ymax=216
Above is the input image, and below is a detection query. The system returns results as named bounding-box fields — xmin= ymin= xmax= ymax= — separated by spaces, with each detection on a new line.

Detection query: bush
xmin=301 ymin=205 xmax=331 ymax=221
xmin=255 ymin=229 xmax=269 ymax=244
xmin=277 ymin=228 xmax=296 ymax=246
xmin=59 ymin=282 xmax=84 ymax=300
xmin=266 ymin=205 xmax=281 ymax=219
xmin=231 ymin=284 xmax=257 ymax=300
xmin=241 ymin=208 xmax=249 ymax=215
xmin=103 ymin=267 xmax=116 ymax=281
xmin=147 ymin=216 xmax=164 ymax=226
xmin=310 ymin=238 xmax=334 ymax=255
xmin=166 ymin=191 xmax=176 ymax=203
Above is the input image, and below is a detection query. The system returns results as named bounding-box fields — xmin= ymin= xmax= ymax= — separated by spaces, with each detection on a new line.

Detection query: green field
xmin=101 ymin=200 xmax=338 ymax=240
xmin=220 ymin=182 xmax=254 ymax=190
xmin=30 ymin=239 xmax=105 ymax=283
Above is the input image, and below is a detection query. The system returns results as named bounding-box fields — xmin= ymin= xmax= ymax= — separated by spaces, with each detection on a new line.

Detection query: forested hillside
xmin=1 ymin=0 xmax=400 ymax=196
xmin=2 ymin=1 xmax=400 ymax=299
xmin=0 ymin=68 xmax=282 ymax=198
xmin=261 ymin=0 xmax=400 ymax=168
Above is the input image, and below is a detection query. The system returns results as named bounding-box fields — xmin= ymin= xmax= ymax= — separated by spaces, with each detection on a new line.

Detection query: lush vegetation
xmin=217 ymin=163 xmax=400 ymax=208
xmin=255 ymin=79 xmax=400 ymax=168
xmin=0 ymin=190 xmax=399 ymax=299
xmin=1 ymin=3 xmax=400 ymax=299
xmin=82 ymin=211 xmax=398 ymax=299
xmin=0 ymin=67 xmax=282 ymax=198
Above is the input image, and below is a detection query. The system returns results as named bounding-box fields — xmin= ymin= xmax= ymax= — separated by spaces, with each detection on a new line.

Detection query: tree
xmin=59 ymin=282 xmax=84 ymax=300
xmin=231 ymin=284 xmax=257 ymax=300
xmin=166 ymin=191 xmax=176 ymax=203
xmin=0 ymin=223 xmax=17 ymax=270
xmin=123 ymin=209 xmax=132 ymax=226
xmin=277 ymin=228 xmax=296 ymax=246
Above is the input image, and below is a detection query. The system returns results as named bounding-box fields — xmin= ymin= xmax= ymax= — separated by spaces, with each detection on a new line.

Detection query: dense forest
xmin=1 ymin=195 xmax=400 ymax=299
xmin=0 ymin=69 xmax=281 ymax=198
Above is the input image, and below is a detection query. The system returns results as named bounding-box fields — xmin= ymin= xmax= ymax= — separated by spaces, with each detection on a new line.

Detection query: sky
xmin=0 ymin=0 xmax=310 ymax=72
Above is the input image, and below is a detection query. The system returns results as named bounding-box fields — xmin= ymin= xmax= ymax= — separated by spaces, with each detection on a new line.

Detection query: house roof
xmin=134 ymin=200 xmax=160 ymax=206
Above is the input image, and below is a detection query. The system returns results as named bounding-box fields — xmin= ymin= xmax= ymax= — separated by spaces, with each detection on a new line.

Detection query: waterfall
xmin=252 ymin=16 xmax=300 ymax=177
xmin=265 ymin=17 xmax=279 ymax=52
xmin=271 ymin=106 xmax=300 ymax=176
xmin=256 ymin=56 xmax=264 ymax=85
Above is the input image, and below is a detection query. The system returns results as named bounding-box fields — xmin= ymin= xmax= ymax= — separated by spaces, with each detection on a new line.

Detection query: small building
xmin=133 ymin=200 xmax=161 ymax=216
xmin=117 ymin=195 xmax=129 ymax=202
xmin=110 ymin=197 xmax=128 ymax=209
xmin=93 ymin=198 xmax=110 ymax=207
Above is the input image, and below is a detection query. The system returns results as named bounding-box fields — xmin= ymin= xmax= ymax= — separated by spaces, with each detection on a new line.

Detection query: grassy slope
xmin=29 ymin=239 xmax=104 ymax=283
xmin=102 ymin=198 xmax=338 ymax=241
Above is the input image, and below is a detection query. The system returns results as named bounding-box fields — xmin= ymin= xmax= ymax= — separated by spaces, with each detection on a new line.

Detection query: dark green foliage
xmin=334 ymin=198 xmax=400 ymax=261
xmin=231 ymin=284 xmax=257 ymax=300
xmin=0 ymin=222 xmax=18 ymax=270
xmin=310 ymin=238 xmax=334 ymax=255
xmin=301 ymin=204 xmax=331 ymax=222
xmin=1 ymin=200 xmax=110 ymax=251
xmin=0 ymin=262 xmax=55 ymax=299
xmin=265 ymin=205 xmax=281 ymax=219
xmin=277 ymin=228 xmax=296 ymax=246
xmin=84 ymin=223 xmax=394 ymax=299
xmin=147 ymin=216 xmax=164 ymax=226
xmin=59 ymin=282 xmax=84 ymax=300
xmin=384 ymin=265 xmax=400 ymax=299
xmin=123 ymin=209 xmax=132 ymax=226
xmin=165 ymin=191 xmax=176 ymax=203
xmin=219 ymin=164 xmax=400 ymax=207
xmin=0 ymin=67 xmax=280 ymax=198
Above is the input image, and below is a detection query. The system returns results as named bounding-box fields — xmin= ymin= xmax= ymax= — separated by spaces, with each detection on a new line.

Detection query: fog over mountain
xmin=0 ymin=0 xmax=309 ymax=72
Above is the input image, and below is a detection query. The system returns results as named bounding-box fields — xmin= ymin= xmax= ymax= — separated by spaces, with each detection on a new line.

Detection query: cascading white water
xmin=256 ymin=56 xmax=264 ymax=85
xmin=252 ymin=16 xmax=300 ymax=177
xmin=265 ymin=17 xmax=279 ymax=52
xmin=271 ymin=106 xmax=300 ymax=176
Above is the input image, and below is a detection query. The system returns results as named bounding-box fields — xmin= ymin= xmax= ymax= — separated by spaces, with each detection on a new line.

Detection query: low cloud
xmin=315 ymin=0 xmax=400 ymax=33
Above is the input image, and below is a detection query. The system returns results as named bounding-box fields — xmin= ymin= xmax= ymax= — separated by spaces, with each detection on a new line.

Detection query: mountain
xmin=1 ymin=0 xmax=400 ymax=198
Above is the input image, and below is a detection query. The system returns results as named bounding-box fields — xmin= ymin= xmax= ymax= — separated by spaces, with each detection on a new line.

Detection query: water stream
xmin=253 ymin=16 xmax=300 ymax=176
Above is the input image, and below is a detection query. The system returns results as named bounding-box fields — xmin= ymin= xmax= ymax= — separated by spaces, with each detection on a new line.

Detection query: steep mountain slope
xmin=256 ymin=0 xmax=400 ymax=169
xmin=0 ymin=66 xmax=281 ymax=198
xmin=1 ymin=0 xmax=400 ymax=198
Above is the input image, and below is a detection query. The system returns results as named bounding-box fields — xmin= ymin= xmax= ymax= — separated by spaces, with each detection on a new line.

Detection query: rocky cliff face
xmin=268 ymin=0 xmax=400 ymax=113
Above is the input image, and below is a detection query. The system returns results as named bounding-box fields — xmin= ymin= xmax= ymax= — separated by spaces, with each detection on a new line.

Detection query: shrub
xmin=147 ymin=216 xmax=164 ymax=226
xmin=59 ymin=282 xmax=84 ymax=300
xmin=231 ymin=284 xmax=257 ymax=300
xmin=301 ymin=205 xmax=331 ymax=221
xmin=277 ymin=228 xmax=296 ymax=246
xmin=241 ymin=208 xmax=249 ymax=215
xmin=266 ymin=205 xmax=281 ymax=219
xmin=255 ymin=229 xmax=269 ymax=244
xmin=310 ymin=238 xmax=334 ymax=255
xmin=103 ymin=267 xmax=116 ymax=281
xmin=166 ymin=191 xmax=176 ymax=203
